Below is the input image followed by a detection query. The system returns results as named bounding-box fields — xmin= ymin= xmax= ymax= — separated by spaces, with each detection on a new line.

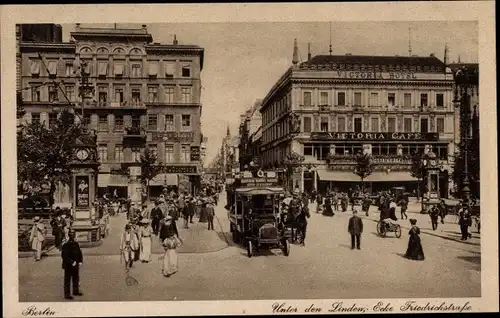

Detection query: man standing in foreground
xmin=348 ymin=209 xmax=363 ymax=250
xmin=61 ymin=229 xmax=83 ymax=300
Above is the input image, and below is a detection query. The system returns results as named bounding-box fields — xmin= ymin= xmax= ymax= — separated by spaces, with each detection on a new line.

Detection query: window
xmin=114 ymin=145 xmax=124 ymax=162
xmin=165 ymin=115 xmax=175 ymax=131
xmin=403 ymin=118 xmax=412 ymax=132
xmin=181 ymin=144 xmax=190 ymax=162
xmin=115 ymin=116 xmax=124 ymax=131
xmin=436 ymin=93 xmax=444 ymax=107
xmin=65 ymin=63 xmax=73 ymax=76
xmin=47 ymin=61 xmax=58 ymax=77
xmin=337 ymin=92 xmax=346 ymax=106
xmin=165 ymin=144 xmax=174 ymax=163
xmin=30 ymin=60 xmax=40 ymax=76
xmin=181 ymin=65 xmax=190 ymax=77
xmin=303 ymin=91 xmax=312 ymax=106
xmin=97 ymin=61 xmax=107 ymax=78
xmin=387 ymin=118 xmax=396 ymax=132
xmin=303 ymin=117 xmax=312 ymax=132
xmin=113 ymin=62 xmax=124 ymax=77
xmin=48 ymin=85 xmax=58 ymax=102
xmin=65 ymin=85 xmax=75 ymax=102
xmin=98 ymin=115 xmax=108 ymax=131
xmin=436 ymin=117 xmax=445 ymax=134
xmin=420 ymin=93 xmax=428 ymax=107
xmin=354 ymin=92 xmax=362 ymax=106
xmin=48 ymin=113 xmax=57 ymax=126
xmin=31 ymin=113 xmax=40 ymax=124
xmin=320 ymin=91 xmax=329 ymax=105
xmin=131 ymin=64 xmax=141 ymax=77
xmin=320 ymin=117 xmax=329 ymax=132
xmin=148 ymin=114 xmax=158 ymax=131
xmin=404 ymin=93 xmax=412 ymax=108
xmin=82 ymin=60 xmax=92 ymax=75
xmin=371 ymin=118 xmax=379 ymax=132
xmin=83 ymin=114 xmax=92 ymax=127
xmin=131 ymin=88 xmax=141 ymax=103
xmin=131 ymin=148 xmax=141 ymax=162
xmin=115 ymin=88 xmax=124 ymax=103
xmin=148 ymin=86 xmax=158 ymax=103
xmin=31 ymin=86 xmax=40 ymax=102
xmin=98 ymin=87 xmax=107 ymax=103
xmin=181 ymin=115 xmax=191 ymax=129
xmin=181 ymin=87 xmax=191 ymax=103
xmin=337 ymin=117 xmax=346 ymax=132
xmin=165 ymin=62 xmax=175 ymax=78
xmin=98 ymin=145 xmax=107 ymax=162
xmin=303 ymin=144 xmax=313 ymax=156
xmin=388 ymin=93 xmax=396 ymax=107
xmin=369 ymin=93 xmax=378 ymax=107
xmin=354 ymin=118 xmax=362 ymax=132
xmin=131 ymin=116 xmax=141 ymax=130
xmin=165 ymin=86 xmax=175 ymax=103
xmin=420 ymin=118 xmax=429 ymax=133
xmin=148 ymin=62 xmax=159 ymax=77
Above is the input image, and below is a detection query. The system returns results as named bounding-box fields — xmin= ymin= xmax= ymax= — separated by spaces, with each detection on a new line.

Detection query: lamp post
xmin=453 ymin=66 xmax=478 ymax=204
xmin=74 ymin=60 xmax=95 ymax=120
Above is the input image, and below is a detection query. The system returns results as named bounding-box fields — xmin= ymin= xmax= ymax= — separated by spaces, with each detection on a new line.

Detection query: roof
xmin=300 ymin=54 xmax=446 ymax=72
xmin=146 ymin=44 xmax=205 ymax=70
xmin=448 ymin=63 xmax=479 ymax=72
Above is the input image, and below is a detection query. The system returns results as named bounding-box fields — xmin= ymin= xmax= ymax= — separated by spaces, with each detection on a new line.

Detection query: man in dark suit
xmin=150 ymin=201 xmax=163 ymax=235
xmin=61 ymin=229 xmax=83 ymax=300
xmin=348 ymin=209 xmax=363 ymax=250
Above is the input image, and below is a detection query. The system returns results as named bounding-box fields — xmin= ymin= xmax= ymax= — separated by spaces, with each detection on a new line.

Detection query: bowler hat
xmin=409 ymin=218 xmax=417 ymax=225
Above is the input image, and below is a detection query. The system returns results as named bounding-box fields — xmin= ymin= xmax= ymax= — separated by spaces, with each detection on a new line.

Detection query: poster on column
xmin=75 ymin=175 xmax=90 ymax=208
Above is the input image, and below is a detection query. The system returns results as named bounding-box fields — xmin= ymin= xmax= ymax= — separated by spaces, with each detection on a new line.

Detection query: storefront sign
xmin=152 ymin=131 xmax=194 ymax=142
xmin=164 ymin=165 xmax=197 ymax=174
xmin=75 ymin=175 xmax=90 ymax=208
xmin=190 ymin=146 xmax=200 ymax=162
xmin=335 ymin=70 xmax=417 ymax=80
xmin=240 ymin=177 xmax=279 ymax=187
xmin=311 ymin=132 xmax=438 ymax=141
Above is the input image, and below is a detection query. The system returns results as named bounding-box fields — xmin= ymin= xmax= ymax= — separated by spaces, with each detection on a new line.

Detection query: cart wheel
xmin=376 ymin=221 xmax=382 ymax=235
xmin=282 ymin=239 xmax=290 ymax=256
xmin=395 ymin=225 xmax=402 ymax=238
xmin=247 ymin=240 xmax=253 ymax=258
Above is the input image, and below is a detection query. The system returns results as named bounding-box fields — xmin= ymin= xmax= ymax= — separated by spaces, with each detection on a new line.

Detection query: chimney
xmin=292 ymin=38 xmax=299 ymax=65
xmin=307 ymin=43 xmax=311 ymax=61
xmin=444 ymin=43 xmax=449 ymax=65
xmin=173 ymin=34 xmax=178 ymax=45
xmin=430 ymin=53 xmax=435 ymax=57
xmin=76 ymin=23 xmax=81 ymax=28
xmin=142 ymin=24 xmax=147 ymax=30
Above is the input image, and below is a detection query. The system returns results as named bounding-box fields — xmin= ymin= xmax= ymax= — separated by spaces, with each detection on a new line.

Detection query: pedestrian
xmin=322 ymin=196 xmax=334 ymax=217
xmin=120 ymin=224 xmax=139 ymax=271
xmin=458 ymin=203 xmax=472 ymax=240
xmin=182 ymin=196 xmax=191 ymax=229
xmin=29 ymin=216 xmax=47 ymax=261
xmin=429 ymin=205 xmax=439 ymax=231
xmin=50 ymin=208 xmax=64 ymax=250
xmin=61 ymin=229 xmax=83 ymax=300
xmin=361 ymin=195 xmax=371 ymax=216
xmin=399 ymin=197 xmax=408 ymax=220
xmin=151 ymin=201 xmax=163 ymax=236
xmin=404 ymin=219 xmax=425 ymax=260
xmin=161 ymin=215 xmax=183 ymax=277
xmin=438 ymin=199 xmax=447 ymax=224
xmin=141 ymin=202 xmax=151 ymax=220
xmin=139 ymin=219 xmax=152 ymax=263
xmin=206 ymin=200 xmax=215 ymax=230
xmin=389 ymin=199 xmax=398 ymax=220
xmin=348 ymin=209 xmax=363 ymax=250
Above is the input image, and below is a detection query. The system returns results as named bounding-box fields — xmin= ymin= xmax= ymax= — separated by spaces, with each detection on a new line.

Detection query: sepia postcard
xmin=1 ymin=2 xmax=498 ymax=317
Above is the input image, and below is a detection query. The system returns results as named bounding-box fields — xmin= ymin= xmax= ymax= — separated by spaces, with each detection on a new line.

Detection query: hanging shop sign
xmin=190 ymin=146 xmax=200 ymax=162
xmin=164 ymin=165 xmax=197 ymax=174
xmin=75 ymin=175 xmax=90 ymax=208
xmin=311 ymin=132 xmax=438 ymax=142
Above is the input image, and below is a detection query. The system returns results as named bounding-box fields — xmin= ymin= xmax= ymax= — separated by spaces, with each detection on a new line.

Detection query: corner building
xmin=19 ymin=25 xmax=204 ymax=202
xmin=260 ymin=53 xmax=457 ymax=197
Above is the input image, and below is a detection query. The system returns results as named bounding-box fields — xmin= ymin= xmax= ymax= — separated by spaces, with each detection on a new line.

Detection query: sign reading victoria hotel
xmin=311 ymin=132 xmax=439 ymax=141
xmin=336 ymin=70 xmax=418 ymax=80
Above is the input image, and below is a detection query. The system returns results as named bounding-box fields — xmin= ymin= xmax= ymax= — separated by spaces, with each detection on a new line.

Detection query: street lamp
xmin=73 ymin=60 xmax=95 ymax=120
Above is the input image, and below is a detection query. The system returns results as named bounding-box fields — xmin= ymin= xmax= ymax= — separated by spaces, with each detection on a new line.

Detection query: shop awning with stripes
xmin=364 ymin=172 xmax=417 ymax=182
xmin=149 ymin=173 xmax=178 ymax=186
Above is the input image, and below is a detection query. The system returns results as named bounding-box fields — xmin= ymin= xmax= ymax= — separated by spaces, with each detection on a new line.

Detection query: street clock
xmin=76 ymin=149 xmax=90 ymax=161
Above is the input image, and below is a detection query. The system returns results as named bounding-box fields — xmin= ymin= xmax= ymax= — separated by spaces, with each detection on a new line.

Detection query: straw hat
xmin=34 ymin=216 xmax=41 ymax=222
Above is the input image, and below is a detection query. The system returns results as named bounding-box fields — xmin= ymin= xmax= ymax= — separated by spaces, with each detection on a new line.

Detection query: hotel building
xmin=260 ymin=42 xmax=457 ymax=196
xmin=18 ymin=24 xmax=205 ymax=202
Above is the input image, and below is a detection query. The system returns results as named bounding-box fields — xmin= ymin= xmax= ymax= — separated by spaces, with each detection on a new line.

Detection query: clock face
xmin=76 ymin=149 xmax=89 ymax=161
xmin=430 ymin=160 xmax=437 ymax=166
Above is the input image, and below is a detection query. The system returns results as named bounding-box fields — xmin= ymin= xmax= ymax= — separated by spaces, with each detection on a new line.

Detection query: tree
xmin=17 ymin=109 xmax=92 ymax=206
xmin=409 ymin=151 xmax=426 ymax=201
xmin=139 ymin=146 xmax=164 ymax=202
xmin=353 ymin=152 xmax=374 ymax=192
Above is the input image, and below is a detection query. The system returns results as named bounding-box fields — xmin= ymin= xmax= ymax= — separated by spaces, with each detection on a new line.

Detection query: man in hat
xmin=458 ymin=202 xmax=472 ymax=240
xmin=151 ymin=200 xmax=164 ymax=236
xmin=50 ymin=207 xmax=65 ymax=249
xmin=120 ymin=224 xmax=139 ymax=271
xmin=29 ymin=216 xmax=47 ymax=261
xmin=206 ymin=199 xmax=216 ymax=231
xmin=347 ymin=209 xmax=363 ymax=250
xmin=61 ymin=229 xmax=83 ymax=299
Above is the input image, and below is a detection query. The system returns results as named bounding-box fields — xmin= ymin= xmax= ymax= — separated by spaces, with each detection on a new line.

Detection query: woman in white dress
xmin=139 ymin=218 xmax=152 ymax=263
xmin=120 ymin=224 xmax=139 ymax=271
xmin=161 ymin=215 xmax=182 ymax=277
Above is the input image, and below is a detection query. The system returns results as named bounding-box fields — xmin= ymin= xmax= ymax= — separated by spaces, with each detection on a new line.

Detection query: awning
xmin=108 ymin=174 xmax=129 ymax=186
xmin=98 ymin=62 xmax=108 ymax=75
xmin=364 ymin=172 xmax=417 ymax=182
xmin=317 ymin=170 xmax=360 ymax=182
xmin=48 ymin=61 xmax=58 ymax=75
xmin=149 ymin=173 xmax=178 ymax=186
xmin=148 ymin=63 xmax=158 ymax=76
xmin=97 ymin=174 xmax=110 ymax=187
xmin=114 ymin=63 xmax=124 ymax=75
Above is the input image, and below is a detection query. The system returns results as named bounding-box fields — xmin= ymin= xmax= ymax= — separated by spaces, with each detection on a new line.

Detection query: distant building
xmin=259 ymin=40 xmax=457 ymax=196
xmin=19 ymin=24 xmax=205 ymax=201
xmin=238 ymin=99 xmax=262 ymax=168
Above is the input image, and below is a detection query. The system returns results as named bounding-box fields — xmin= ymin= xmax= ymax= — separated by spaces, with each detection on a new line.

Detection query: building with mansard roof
xmin=18 ymin=24 xmax=205 ymax=202
xmin=259 ymin=40 xmax=458 ymax=196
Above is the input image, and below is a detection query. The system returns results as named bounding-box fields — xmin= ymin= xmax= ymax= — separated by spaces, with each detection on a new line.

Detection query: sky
xmin=61 ymin=21 xmax=478 ymax=165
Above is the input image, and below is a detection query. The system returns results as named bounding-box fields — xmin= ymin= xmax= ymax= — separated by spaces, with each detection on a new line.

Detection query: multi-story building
xmin=238 ymin=99 xmax=262 ymax=168
xmin=19 ymin=24 xmax=205 ymax=201
xmin=260 ymin=41 xmax=457 ymax=196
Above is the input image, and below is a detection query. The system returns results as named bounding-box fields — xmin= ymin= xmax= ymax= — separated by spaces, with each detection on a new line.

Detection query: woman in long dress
xmin=139 ymin=219 xmax=152 ymax=263
xmin=161 ymin=215 xmax=182 ymax=277
xmin=405 ymin=219 xmax=425 ymax=261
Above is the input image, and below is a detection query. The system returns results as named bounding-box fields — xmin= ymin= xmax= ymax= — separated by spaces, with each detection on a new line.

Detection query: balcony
xmin=123 ymin=126 xmax=147 ymax=145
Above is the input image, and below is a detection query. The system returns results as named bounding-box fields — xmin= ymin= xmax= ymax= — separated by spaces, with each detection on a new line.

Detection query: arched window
xmin=80 ymin=47 xmax=92 ymax=53
xmin=97 ymin=47 xmax=109 ymax=54
xmin=130 ymin=48 xmax=142 ymax=55
xmin=113 ymin=47 xmax=125 ymax=54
